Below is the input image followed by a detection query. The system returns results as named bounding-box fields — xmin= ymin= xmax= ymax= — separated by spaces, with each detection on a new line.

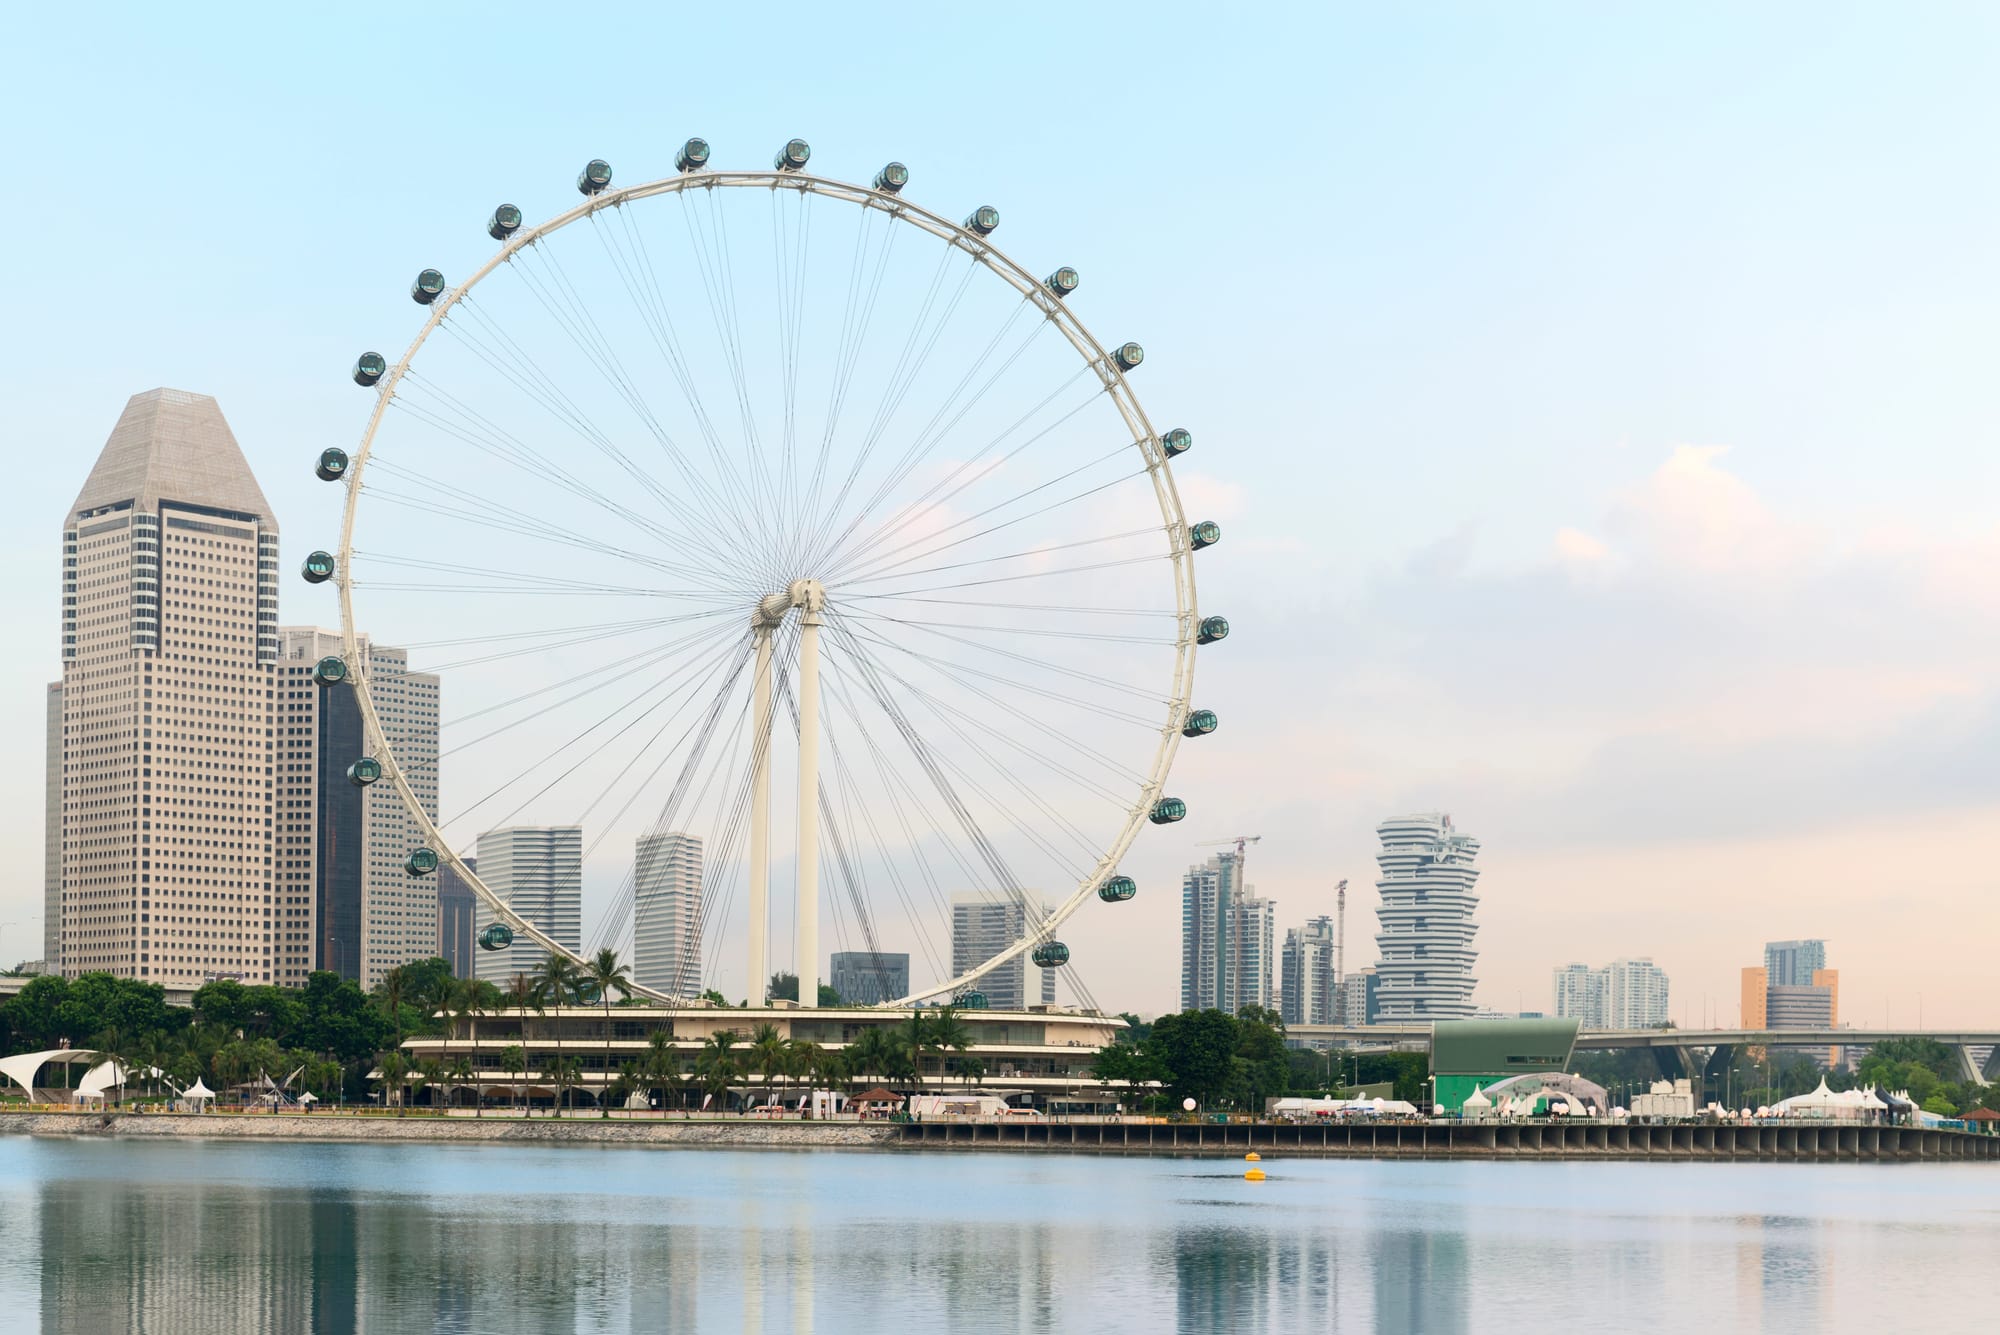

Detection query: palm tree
xmin=645 ymin=1030 xmax=682 ymax=1112
xmin=539 ymin=1053 xmax=581 ymax=1113
xmin=584 ymin=948 xmax=633 ymax=1118
xmin=696 ymin=1031 xmax=740 ymax=1114
xmin=901 ymin=1009 xmax=934 ymax=1098
xmin=533 ymin=956 xmax=584 ymax=1114
xmin=417 ymin=1058 xmax=443 ymax=1111
xmin=789 ymin=1040 xmax=824 ymax=1107
xmin=930 ymin=1004 xmax=973 ymax=1088
xmin=749 ymin=1023 xmax=788 ymax=1110
xmin=380 ymin=966 xmax=409 ymax=1040
xmin=378 ymin=1050 xmax=408 ymax=1114
xmin=500 ymin=1044 xmax=527 ymax=1116
xmin=449 ymin=1055 xmax=476 ymax=1114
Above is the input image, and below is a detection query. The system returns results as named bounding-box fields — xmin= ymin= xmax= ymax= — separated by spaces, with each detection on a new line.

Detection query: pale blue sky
xmin=3 ymin=5 xmax=1996 ymax=1020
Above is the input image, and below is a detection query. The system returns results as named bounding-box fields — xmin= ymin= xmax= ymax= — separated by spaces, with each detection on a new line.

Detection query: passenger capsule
xmin=676 ymin=138 xmax=711 ymax=173
xmin=874 ymin=161 xmax=909 ymax=193
xmin=315 ymin=447 xmax=349 ymax=482
xmin=1098 ymin=875 xmax=1137 ymax=903
xmin=1111 ymin=342 xmax=1144 ymax=372
xmin=312 ymin=656 xmax=348 ymax=688
xmin=964 ymin=205 xmax=1000 ymax=236
xmin=405 ymin=848 xmax=440 ymax=878
xmin=300 ymin=551 xmax=336 ymax=584
xmin=577 ymin=159 xmax=613 ymax=195
xmin=774 ymin=139 xmax=811 ymax=172
xmin=1045 ymin=266 xmax=1080 ymax=299
xmin=1160 ymin=427 xmax=1192 ymax=458
xmin=487 ymin=203 xmax=523 ymax=240
xmin=1190 ymin=520 xmax=1221 ymax=551
xmin=352 ymin=352 xmax=387 ymax=387
xmin=410 ymin=269 xmax=446 ymax=305
xmin=1197 ymin=616 xmax=1229 ymax=645
xmin=1149 ymin=797 xmax=1187 ymax=825
xmin=1031 ymin=941 xmax=1070 ymax=969
xmin=1182 ymin=709 xmax=1218 ymax=738
xmin=954 ymin=989 xmax=989 ymax=1010
xmin=478 ymin=922 xmax=515 ymax=951
xmin=347 ymin=756 xmax=382 ymax=787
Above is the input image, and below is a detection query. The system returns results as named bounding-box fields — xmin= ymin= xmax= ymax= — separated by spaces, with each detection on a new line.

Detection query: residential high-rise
xmin=58 ymin=390 xmax=279 ymax=984
xmin=1337 ymin=967 xmax=1380 ymax=1026
xmin=830 ymin=951 xmax=910 ymax=1006
xmin=474 ymin=827 xmax=583 ymax=983
xmin=438 ymin=858 xmax=478 ymax=979
xmin=1553 ymin=958 xmax=1670 ymax=1029
xmin=1371 ymin=813 xmax=1481 ymax=1021
xmin=1180 ymin=851 xmax=1276 ymax=1014
xmin=951 ymin=893 xmax=1054 ymax=1011
xmin=1552 ymin=963 xmax=1603 ymax=1026
xmin=633 ymin=832 xmax=702 ymax=997
xmin=1281 ymin=916 xmax=1338 ymax=1026
xmin=44 ymin=682 xmax=61 ymax=972
xmin=274 ymin=627 xmax=440 ymax=988
xmin=1764 ymin=939 xmax=1827 ymax=987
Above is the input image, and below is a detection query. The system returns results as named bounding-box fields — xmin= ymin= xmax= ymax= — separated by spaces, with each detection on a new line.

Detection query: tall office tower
xmin=1764 ymin=939 xmax=1827 ymax=987
xmin=59 ymin=390 xmax=279 ymax=984
xmin=273 ymin=627 xmax=441 ymax=987
xmin=1552 ymin=963 xmax=1605 ymax=1026
xmin=1337 ymin=967 xmax=1380 ymax=1026
xmin=44 ymin=683 xmax=62 ymax=972
xmin=1740 ymin=966 xmax=1768 ymax=1028
xmin=1370 ymin=813 xmax=1482 ymax=1021
xmin=437 ymin=858 xmax=478 ymax=979
xmin=830 ymin=951 xmax=910 ymax=1005
xmin=474 ymin=827 xmax=583 ymax=984
xmin=633 ymin=832 xmax=702 ymax=997
xmin=1280 ymin=916 xmax=1338 ymax=1026
xmin=1602 ymin=957 xmax=1671 ymax=1028
xmin=951 ymin=893 xmax=1054 ymax=1010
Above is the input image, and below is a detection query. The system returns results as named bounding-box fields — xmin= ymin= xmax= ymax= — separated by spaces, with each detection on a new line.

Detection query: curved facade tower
xmin=1371 ymin=813 xmax=1481 ymax=1020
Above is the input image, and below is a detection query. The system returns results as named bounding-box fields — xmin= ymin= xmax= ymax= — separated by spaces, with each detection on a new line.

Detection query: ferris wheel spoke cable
xmin=366 ymin=610 xmax=736 ymax=689
xmin=844 ymin=613 xmax=1167 ymax=709
xmin=843 ymin=592 xmax=1173 ymax=619
xmin=839 ymin=519 xmax=1161 ymax=593
xmin=836 ymin=609 xmax=1170 ymax=649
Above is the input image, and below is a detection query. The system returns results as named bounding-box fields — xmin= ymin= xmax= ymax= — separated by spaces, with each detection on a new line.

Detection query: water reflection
xmin=0 ymin=1141 xmax=1992 ymax=1333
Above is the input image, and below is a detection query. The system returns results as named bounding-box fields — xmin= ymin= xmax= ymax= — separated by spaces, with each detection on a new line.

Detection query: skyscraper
xmin=1281 ymin=916 xmax=1337 ymax=1026
xmin=951 ymin=893 xmax=1054 ymax=1010
xmin=1745 ymin=940 xmax=1840 ymax=1065
xmin=1554 ymin=958 xmax=1671 ymax=1028
xmin=1336 ymin=967 xmax=1380 ymax=1026
xmin=633 ymin=831 xmax=701 ymax=997
xmin=1180 ymin=851 xmax=1276 ymax=1015
xmin=1764 ymin=939 xmax=1827 ymax=987
xmin=274 ymin=627 xmax=440 ymax=988
xmin=474 ymin=827 xmax=583 ymax=984
xmin=44 ymin=682 xmax=61 ymax=972
xmin=59 ymin=389 xmax=279 ymax=984
xmin=437 ymin=858 xmax=478 ymax=980
xmin=1552 ymin=962 xmax=1603 ymax=1026
xmin=830 ymin=951 xmax=910 ymax=1005
xmin=1371 ymin=813 xmax=1481 ymax=1020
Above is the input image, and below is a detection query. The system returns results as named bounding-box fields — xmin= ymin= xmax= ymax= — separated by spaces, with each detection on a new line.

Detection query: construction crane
xmin=1197 ymin=836 xmax=1262 ymax=1014
xmin=1335 ymin=878 xmax=1349 ymax=995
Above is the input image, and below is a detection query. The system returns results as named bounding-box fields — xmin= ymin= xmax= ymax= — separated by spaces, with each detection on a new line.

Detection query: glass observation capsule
xmin=1149 ymin=796 xmax=1187 ymax=825
xmin=1111 ymin=342 xmax=1144 ymax=372
xmin=964 ymin=205 xmax=1000 ymax=236
xmin=1197 ymin=616 xmax=1229 ymax=645
xmin=347 ymin=756 xmax=382 ymax=786
xmin=315 ymin=447 xmax=349 ymax=482
xmin=954 ymin=990 xmax=989 ymax=1009
xmin=676 ymin=138 xmax=711 ymax=172
xmin=410 ymin=269 xmax=446 ymax=305
xmin=874 ymin=161 xmax=909 ymax=193
xmin=577 ymin=159 xmax=613 ymax=195
xmin=478 ymin=922 xmax=515 ymax=951
xmin=1045 ymin=266 xmax=1080 ymax=299
xmin=405 ymin=848 xmax=440 ymax=878
xmin=300 ymin=551 xmax=336 ymax=584
xmin=352 ymin=352 xmax=386 ymax=387
xmin=1031 ymin=941 xmax=1070 ymax=969
xmin=312 ymin=656 xmax=347 ymax=688
xmin=487 ymin=203 xmax=522 ymax=240
xmin=1182 ymin=709 xmax=1218 ymax=738
xmin=1190 ymin=520 xmax=1221 ymax=551
xmin=774 ymin=138 xmax=811 ymax=171
xmin=1098 ymin=875 xmax=1138 ymax=903
xmin=1160 ymin=427 xmax=1192 ymax=458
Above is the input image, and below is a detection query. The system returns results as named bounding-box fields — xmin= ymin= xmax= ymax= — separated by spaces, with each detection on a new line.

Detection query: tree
xmin=696 ymin=1031 xmax=740 ymax=1113
xmin=644 ymin=1030 xmax=683 ymax=1111
xmin=533 ymin=956 xmax=585 ymax=1113
xmin=1232 ymin=1009 xmax=1291 ymax=1111
xmin=500 ymin=1044 xmax=527 ymax=1115
xmin=846 ymin=1027 xmax=894 ymax=1086
xmin=699 ymin=988 xmax=729 ymax=1007
xmin=900 ymin=1010 xmax=935 ymax=1097
xmin=1116 ymin=1012 xmax=1153 ymax=1045
xmin=378 ymin=1050 xmax=408 ymax=1113
xmin=750 ymin=1023 xmax=788 ymax=1107
xmin=449 ymin=1055 xmax=476 ymax=1114
xmin=584 ymin=948 xmax=633 ymax=1118
xmin=1149 ymin=1009 xmax=1239 ymax=1108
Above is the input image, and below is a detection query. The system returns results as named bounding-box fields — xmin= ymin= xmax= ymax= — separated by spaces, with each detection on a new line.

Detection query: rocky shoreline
xmin=0 ymin=1110 xmax=903 ymax=1149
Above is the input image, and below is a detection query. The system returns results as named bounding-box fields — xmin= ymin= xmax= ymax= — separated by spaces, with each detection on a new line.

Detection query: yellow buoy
xmin=1244 ymin=1152 xmax=1261 ymax=1162
xmin=1245 ymin=1168 xmax=1266 ymax=1181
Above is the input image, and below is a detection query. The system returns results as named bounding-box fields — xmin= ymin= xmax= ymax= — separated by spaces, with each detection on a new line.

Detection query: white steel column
xmin=795 ymin=593 xmax=824 ymax=1009
xmin=747 ymin=624 xmax=774 ymax=1003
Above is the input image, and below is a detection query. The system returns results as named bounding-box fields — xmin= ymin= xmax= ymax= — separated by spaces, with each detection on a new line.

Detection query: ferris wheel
xmin=303 ymin=138 xmax=1228 ymax=1008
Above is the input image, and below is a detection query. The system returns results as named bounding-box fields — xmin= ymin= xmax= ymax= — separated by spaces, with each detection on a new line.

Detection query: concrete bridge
xmin=1288 ymin=1025 xmax=2000 ymax=1102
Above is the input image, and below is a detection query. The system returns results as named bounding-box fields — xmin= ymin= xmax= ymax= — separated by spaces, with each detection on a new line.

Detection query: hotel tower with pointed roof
xmin=59 ymin=389 xmax=281 ymax=983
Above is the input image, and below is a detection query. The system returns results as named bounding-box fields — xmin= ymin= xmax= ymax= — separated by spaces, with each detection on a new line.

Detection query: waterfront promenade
xmin=7 ymin=1109 xmax=1994 ymax=1162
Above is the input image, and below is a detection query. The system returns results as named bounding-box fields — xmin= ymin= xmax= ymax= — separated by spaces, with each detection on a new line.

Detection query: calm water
xmin=0 ymin=1136 xmax=1993 ymax=1333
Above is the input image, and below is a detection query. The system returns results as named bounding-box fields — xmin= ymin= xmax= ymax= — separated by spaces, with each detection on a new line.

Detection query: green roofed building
xmin=1431 ymin=1017 xmax=1580 ymax=1112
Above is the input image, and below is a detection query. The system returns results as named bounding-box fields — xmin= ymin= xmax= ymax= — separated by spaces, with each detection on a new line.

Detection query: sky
xmin=1 ymin=4 xmax=1996 ymax=1024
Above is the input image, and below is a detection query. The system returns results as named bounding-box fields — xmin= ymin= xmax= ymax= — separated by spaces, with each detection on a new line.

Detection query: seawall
xmin=0 ymin=1111 xmax=901 ymax=1149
